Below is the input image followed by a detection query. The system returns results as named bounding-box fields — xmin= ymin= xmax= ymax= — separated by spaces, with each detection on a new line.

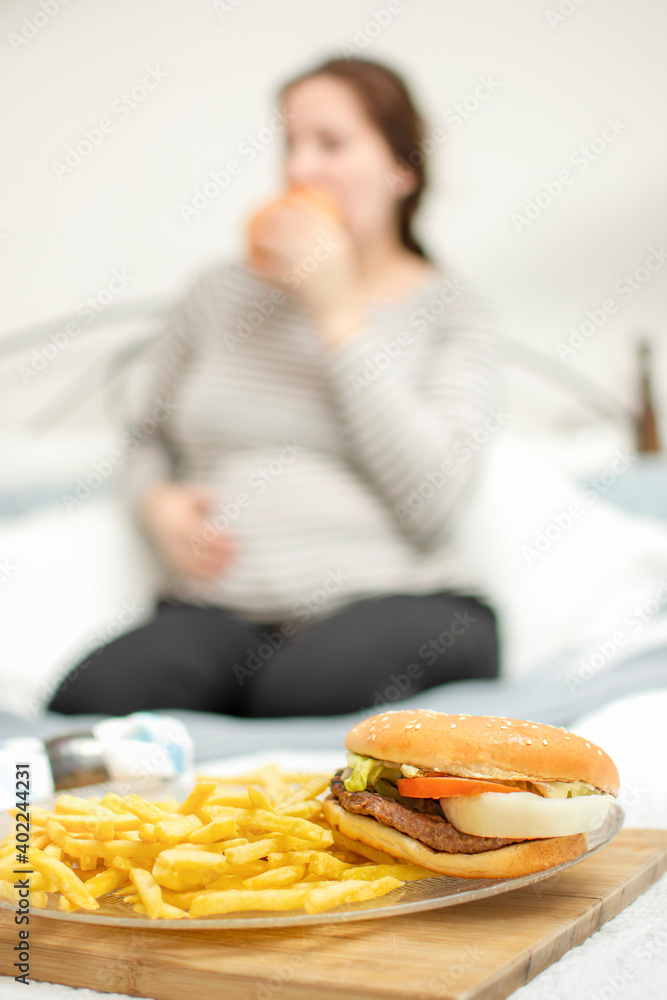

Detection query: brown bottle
xmin=636 ymin=339 xmax=661 ymax=453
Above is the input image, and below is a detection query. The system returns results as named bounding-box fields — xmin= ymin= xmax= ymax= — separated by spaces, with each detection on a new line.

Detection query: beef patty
xmin=328 ymin=770 xmax=526 ymax=854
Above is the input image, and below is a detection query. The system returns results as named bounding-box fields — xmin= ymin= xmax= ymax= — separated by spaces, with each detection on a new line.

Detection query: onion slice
xmin=440 ymin=791 xmax=615 ymax=839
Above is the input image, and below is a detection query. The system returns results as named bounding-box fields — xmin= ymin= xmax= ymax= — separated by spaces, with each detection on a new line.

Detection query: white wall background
xmin=0 ymin=0 xmax=666 ymax=468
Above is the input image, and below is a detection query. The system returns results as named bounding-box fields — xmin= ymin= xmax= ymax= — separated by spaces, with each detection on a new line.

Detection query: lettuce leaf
xmin=343 ymin=753 xmax=404 ymax=791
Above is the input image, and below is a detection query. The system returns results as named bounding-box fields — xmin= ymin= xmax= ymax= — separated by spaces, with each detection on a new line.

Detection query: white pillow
xmin=457 ymin=433 xmax=667 ymax=678
xmin=0 ymin=494 xmax=158 ymax=716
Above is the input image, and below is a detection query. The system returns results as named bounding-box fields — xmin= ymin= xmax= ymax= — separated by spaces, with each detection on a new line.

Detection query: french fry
xmin=341 ymin=863 xmax=433 ymax=882
xmin=246 ymin=785 xmax=275 ymax=811
xmin=237 ymin=809 xmax=332 ymax=844
xmin=189 ymin=885 xmax=311 ymax=917
xmin=307 ymin=853 xmax=353 ymax=879
xmin=275 ymin=775 xmax=331 ymax=811
xmin=154 ymin=848 xmax=229 ymax=872
xmin=302 ymin=876 xmax=403 ymax=914
xmin=242 ymin=864 xmax=307 ymax=889
xmin=28 ymin=848 xmax=99 ymax=910
xmin=0 ymin=764 xmax=416 ymax=921
xmin=55 ymin=795 xmax=116 ymax=817
xmin=223 ymin=838 xmax=282 ymax=865
xmin=110 ymin=856 xmax=155 ymax=873
xmin=153 ymin=814 xmax=203 ymax=844
xmin=207 ymin=791 xmax=253 ymax=809
xmin=114 ymin=794 xmax=162 ymax=823
xmin=130 ymin=868 xmax=163 ymax=919
xmin=176 ymin=781 xmax=218 ymax=815
xmin=159 ymin=901 xmax=188 ymax=919
xmin=188 ymin=816 xmax=236 ymax=843
xmin=59 ymin=868 xmax=128 ymax=910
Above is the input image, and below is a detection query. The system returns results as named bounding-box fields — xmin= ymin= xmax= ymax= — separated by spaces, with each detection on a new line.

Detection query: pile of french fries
xmin=0 ymin=764 xmax=430 ymax=919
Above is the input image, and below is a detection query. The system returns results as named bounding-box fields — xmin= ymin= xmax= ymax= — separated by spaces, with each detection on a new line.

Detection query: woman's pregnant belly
xmin=177 ymin=446 xmax=418 ymax=620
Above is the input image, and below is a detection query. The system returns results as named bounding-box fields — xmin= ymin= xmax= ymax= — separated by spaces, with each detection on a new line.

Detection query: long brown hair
xmin=278 ymin=57 xmax=431 ymax=261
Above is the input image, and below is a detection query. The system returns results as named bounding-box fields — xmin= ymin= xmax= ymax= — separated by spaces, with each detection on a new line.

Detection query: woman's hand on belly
xmin=139 ymin=482 xmax=235 ymax=580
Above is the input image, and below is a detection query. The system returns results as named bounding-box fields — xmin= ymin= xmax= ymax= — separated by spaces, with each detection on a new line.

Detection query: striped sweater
xmin=123 ymin=256 xmax=506 ymax=625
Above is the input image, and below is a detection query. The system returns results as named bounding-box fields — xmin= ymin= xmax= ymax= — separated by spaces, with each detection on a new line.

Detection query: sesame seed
xmin=585 ymin=742 xmax=590 ymax=748
xmin=564 ymin=736 xmax=570 ymax=740
xmin=383 ymin=724 xmax=390 ymax=729
xmin=526 ymin=739 xmax=533 ymax=745
xmin=543 ymin=739 xmax=548 ymax=745
xmin=597 ymin=750 xmax=602 ymax=755
xmin=486 ymin=723 xmax=492 ymax=727
xmin=450 ymin=723 xmax=457 ymax=728
xmin=415 ymin=724 xmax=421 ymax=729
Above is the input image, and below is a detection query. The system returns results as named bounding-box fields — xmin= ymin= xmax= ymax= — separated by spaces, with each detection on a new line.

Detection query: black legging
xmin=47 ymin=592 xmax=499 ymax=718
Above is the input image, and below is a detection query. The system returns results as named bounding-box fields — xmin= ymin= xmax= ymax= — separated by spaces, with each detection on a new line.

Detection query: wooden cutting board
xmin=1 ymin=828 xmax=665 ymax=1000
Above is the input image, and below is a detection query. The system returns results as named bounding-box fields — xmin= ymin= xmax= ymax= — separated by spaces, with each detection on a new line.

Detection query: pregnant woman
xmin=48 ymin=56 xmax=506 ymax=719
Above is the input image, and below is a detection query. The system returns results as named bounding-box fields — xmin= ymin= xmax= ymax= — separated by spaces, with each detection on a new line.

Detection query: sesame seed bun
xmin=346 ymin=709 xmax=619 ymax=795
xmin=322 ymin=797 xmax=588 ymax=878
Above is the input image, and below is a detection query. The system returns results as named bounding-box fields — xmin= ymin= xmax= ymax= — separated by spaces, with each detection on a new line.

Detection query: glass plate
xmin=0 ymin=772 xmax=624 ymax=929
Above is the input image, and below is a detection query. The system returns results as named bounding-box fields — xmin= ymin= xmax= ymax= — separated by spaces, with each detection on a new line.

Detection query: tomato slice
xmin=396 ymin=776 xmax=523 ymax=798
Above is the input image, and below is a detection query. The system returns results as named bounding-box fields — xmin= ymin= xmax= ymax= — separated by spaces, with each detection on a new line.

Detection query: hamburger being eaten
xmin=322 ymin=709 xmax=620 ymax=878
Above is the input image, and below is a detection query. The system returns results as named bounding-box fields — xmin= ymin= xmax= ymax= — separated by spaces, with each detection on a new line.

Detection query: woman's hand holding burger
xmin=140 ymin=482 xmax=235 ymax=581
xmin=247 ymin=186 xmax=365 ymax=350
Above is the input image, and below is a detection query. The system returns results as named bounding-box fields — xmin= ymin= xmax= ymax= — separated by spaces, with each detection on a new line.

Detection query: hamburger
xmin=322 ymin=709 xmax=620 ymax=879
xmin=247 ymin=184 xmax=342 ymax=271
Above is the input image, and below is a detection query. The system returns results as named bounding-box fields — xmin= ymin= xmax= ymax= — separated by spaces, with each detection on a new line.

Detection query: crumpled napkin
xmin=0 ymin=712 xmax=195 ymax=810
